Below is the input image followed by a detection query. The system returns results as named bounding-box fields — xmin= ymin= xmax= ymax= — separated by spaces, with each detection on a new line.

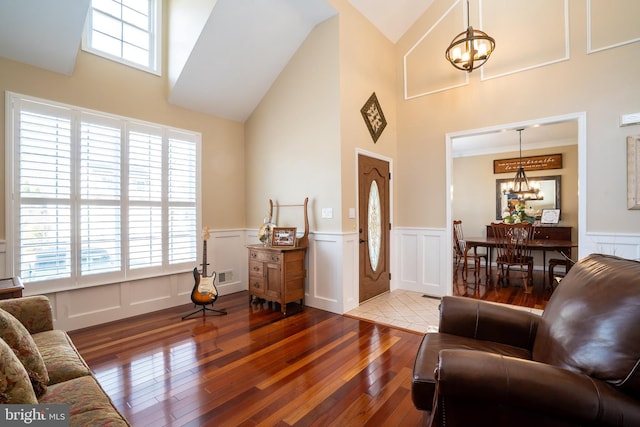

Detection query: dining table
xmin=463 ymin=236 xmax=578 ymax=289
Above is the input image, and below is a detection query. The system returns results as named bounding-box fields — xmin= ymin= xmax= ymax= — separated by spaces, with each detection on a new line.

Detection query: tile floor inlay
xmin=346 ymin=289 xmax=544 ymax=334
xmin=345 ymin=289 xmax=441 ymax=334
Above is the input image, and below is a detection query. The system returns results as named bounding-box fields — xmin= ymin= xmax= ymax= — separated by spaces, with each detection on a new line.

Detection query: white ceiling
xmin=0 ymin=0 xmax=91 ymax=75
xmin=0 ymin=0 xmax=431 ymax=122
xmin=452 ymin=121 xmax=578 ymax=158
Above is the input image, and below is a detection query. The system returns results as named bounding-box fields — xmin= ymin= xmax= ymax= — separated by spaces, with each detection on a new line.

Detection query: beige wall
xmin=245 ymin=16 xmax=341 ymax=233
xmin=334 ymin=0 xmax=398 ymax=232
xmin=395 ymin=0 xmax=640 ymax=234
xmin=246 ymin=0 xmax=398 ymax=234
xmin=0 ymin=51 xmax=246 ymax=240
xmin=453 ymin=145 xmax=579 ymax=240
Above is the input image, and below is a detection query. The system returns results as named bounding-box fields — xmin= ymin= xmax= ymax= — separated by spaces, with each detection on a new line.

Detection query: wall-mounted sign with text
xmin=493 ymin=153 xmax=563 ymax=174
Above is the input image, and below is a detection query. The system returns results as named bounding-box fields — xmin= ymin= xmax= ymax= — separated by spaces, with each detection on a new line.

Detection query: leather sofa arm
xmin=439 ymin=296 xmax=539 ymax=350
xmin=0 ymin=295 xmax=54 ymax=334
xmin=433 ymin=349 xmax=640 ymax=426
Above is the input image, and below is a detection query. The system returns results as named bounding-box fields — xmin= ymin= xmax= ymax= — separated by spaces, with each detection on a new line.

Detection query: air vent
xmin=218 ymin=270 xmax=232 ymax=283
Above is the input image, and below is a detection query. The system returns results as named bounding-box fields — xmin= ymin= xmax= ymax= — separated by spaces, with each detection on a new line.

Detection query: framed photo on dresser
xmin=271 ymin=227 xmax=297 ymax=247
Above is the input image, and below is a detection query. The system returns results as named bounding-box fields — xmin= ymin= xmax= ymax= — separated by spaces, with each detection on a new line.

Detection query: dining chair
xmin=491 ymin=222 xmax=535 ymax=292
xmin=548 ymin=254 xmax=575 ymax=291
xmin=453 ymin=220 xmax=488 ymax=284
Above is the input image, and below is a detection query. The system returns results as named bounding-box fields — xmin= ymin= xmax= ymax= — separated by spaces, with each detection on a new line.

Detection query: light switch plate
xmin=621 ymin=112 xmax=640 ymax=127
xmin=321 ymin=208 xmax=333 ymax=219
xmin=348 ymin=208 xmax=356 ymax=218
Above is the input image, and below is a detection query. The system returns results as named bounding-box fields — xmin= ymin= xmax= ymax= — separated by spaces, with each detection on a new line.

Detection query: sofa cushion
xmin=39 ymin=375 xmax=129 ymax=426
xmin=0 ymin=337 xmax=38 ymax=404
xmin=412 ymin=332 xmax=532 ymax=412
xmin=32 ymin=330 xmax=91 ymax=385
xmin=0 ymin=296 xmax=54 ymax=334
xmin=533 ymin=254 xmax=640 ymax=397
xmin=0 ymin=307 xmax=49 ymax=396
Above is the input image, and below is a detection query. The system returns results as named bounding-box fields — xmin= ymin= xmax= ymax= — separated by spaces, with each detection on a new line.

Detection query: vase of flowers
xmin=502 ymin=202 xmax=535 ymax=224
xmin=258 ymin=213 xmax=275 ymax=246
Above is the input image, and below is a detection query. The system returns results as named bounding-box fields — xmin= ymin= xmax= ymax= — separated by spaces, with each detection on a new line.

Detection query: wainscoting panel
xmin=210 ymin=229 xmax=249 ymax=295
xmin=393 ymin=227 xmax=449 ymax=298
xmin=397 ymin=233 xmax=418 ymax=285
xmin=306 ymin=233 xmax=351 ymax=314
xmin=341 ymin=233 xmax=359 ymax=313
xmin=14 ymin=230 xmax=247 ymax=331
xmin=125 ymin=275 xmax=173 ymax=306
xmin=581 ymin=232 xmax=640 ymax=262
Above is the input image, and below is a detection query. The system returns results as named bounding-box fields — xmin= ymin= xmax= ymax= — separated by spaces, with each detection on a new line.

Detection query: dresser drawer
xmin=249 ymin=277 xmax=265 ymax=294
xmin=249 ymin=250 xmax=281 ymax=263
xmin=249 ymin=260 xmax=264 ymax=277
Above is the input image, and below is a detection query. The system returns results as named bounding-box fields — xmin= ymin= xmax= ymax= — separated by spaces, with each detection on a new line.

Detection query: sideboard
xmin=486 ymin=225 xmax=571 ymax=242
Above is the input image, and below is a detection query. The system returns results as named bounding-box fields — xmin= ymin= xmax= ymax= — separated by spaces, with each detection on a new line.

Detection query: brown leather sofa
xmin=412 ymin=253 xmax=640 ymax=426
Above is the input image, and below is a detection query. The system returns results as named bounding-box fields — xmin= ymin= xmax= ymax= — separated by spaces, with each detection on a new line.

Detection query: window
xmin=83 ymin=0 xmax=161 ymax=75
xmin=7 ymin=93 xmax=199 ymax=291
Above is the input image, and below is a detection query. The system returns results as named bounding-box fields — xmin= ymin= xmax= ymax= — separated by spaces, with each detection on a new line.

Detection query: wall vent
xmin=218 ymin=270 xmax=232 ymax=283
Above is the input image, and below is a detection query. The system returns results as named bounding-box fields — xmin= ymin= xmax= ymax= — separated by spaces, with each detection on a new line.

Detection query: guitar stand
xmin=181 ymin=303 xmax=227 ymax=320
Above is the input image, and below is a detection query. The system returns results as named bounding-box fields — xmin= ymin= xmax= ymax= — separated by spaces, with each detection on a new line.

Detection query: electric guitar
xmin=190 ymin=227 xmax=218 ymax=305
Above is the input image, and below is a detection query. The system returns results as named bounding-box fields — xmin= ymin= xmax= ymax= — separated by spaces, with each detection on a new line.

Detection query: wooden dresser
xmin=248 ymin=245 xmax=306 ymax=316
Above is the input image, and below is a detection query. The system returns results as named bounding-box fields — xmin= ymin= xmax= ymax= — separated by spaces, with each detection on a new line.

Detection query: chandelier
xmin=504 ymin=129 xmax=543 ymax=201
xmin=445 ymin=0 xmax=495 ymax=72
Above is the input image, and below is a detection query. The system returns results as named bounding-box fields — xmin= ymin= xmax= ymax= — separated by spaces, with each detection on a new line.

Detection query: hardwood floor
xmin=69 ymin=291 xmax=425 ymax=427
xmin=453 ymin=263 xmax=554 ymax=310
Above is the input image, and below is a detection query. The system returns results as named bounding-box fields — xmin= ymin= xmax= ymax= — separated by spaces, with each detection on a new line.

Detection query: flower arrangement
xmin=258 ymin=212 xmax=275 ymax=246
xmin=502 ymin=202 xmax=535 ymax=224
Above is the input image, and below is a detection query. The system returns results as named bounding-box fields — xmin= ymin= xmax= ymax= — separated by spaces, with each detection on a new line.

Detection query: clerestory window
xmin=6 ymin=92 xmax=199 ymax=293
xmin=83 ymin=0 xmax=161 ymax=75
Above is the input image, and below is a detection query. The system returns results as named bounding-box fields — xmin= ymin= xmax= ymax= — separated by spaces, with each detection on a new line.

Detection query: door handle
xmin=359 ymin=239 xmax=367 ymax=244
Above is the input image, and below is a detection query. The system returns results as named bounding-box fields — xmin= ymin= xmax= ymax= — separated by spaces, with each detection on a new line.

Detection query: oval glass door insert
xmin=367 ymin=180 xmax=381 ymax=271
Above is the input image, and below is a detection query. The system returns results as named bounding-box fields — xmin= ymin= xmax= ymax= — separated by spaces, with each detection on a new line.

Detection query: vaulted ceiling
xmin=0 ymin=0 xmax=433 ymax=122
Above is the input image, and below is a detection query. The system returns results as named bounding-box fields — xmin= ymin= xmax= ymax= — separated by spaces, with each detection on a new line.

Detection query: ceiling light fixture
xmin=445 ymin=0 xmax=495 ymax=72
xmin=504 ymin=129 xmax=543 ymax=202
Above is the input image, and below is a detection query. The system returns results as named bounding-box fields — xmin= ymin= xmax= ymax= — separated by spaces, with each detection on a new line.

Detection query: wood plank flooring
xmin=68 ymin=291 xmax=425 ymax=427
xmin=452 ymin=264 xmax=554 ymax=310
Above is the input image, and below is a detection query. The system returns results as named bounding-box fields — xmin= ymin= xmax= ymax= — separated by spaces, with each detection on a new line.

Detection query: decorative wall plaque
xmin=360 ymin=92 xmax=387 ymax=143
xmin=493 ymin=154 xmax=563 ymax=174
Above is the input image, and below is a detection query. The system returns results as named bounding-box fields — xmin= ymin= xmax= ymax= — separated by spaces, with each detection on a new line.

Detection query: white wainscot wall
xmin=580 ymin=232 xmax=640 ymax=262
xmin=392 ymin=227 xmax=449 ymax=298
xmin=0 ymin=230 xmax=247 ymax=331
xmin=305 ymin=232 xmax=358 ymax=315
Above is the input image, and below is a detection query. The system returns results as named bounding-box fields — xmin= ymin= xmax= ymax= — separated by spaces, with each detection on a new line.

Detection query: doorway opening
xmin=445 ymin=112 xmax=586 ymax=307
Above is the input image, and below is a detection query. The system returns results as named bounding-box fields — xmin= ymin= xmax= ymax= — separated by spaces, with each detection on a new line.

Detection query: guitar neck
xmin=202 ymin=240 xmax=208 ymax=276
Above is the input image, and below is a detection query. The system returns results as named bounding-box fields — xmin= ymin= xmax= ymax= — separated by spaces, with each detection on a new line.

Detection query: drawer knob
xmin=271 ymin=256 xmax=279 ymax=262
xmin=251 ymin=253 xmax=257 ymax=258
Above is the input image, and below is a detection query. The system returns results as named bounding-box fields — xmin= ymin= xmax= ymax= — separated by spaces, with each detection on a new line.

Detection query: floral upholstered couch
xmin=0 ymin=295 xmax=129 ymax=426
